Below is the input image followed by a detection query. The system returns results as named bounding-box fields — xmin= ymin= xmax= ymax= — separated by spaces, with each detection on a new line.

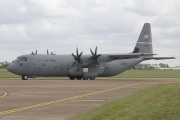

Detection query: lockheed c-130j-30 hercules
xmin=7 ymin=23 xmax=175 ymax=80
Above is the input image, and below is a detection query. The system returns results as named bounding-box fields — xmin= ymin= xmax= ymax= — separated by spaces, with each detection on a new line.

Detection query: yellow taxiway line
xmin=0 ymin=80 xmax=145 ymax=116
xmin=0 ymin=90 xmax=8 ymax=99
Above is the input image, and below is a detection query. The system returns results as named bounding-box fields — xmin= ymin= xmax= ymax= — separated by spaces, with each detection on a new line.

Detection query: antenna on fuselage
xmin=47 ymin=49 xmax=49 ymax=55
xmin=31 ymin=50 xmax=37 ymax=55
xmin=47 ymin=49 xmax=55 ymax=55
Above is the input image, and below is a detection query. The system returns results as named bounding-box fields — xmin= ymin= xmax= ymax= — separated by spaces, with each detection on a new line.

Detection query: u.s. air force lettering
xmin=38 ymin=59 xmax=56 ymax=62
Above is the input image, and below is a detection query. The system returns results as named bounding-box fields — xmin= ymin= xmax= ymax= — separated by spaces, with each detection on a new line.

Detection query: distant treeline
xmin=134 ymin=63 xmax=169 ymax=70
xmin=0 ymin=61 xmax=10 ymax=68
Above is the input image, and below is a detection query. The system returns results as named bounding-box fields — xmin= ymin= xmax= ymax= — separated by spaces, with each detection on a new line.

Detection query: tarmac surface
xmin=0 ymin=78 xmax=179 ymax=120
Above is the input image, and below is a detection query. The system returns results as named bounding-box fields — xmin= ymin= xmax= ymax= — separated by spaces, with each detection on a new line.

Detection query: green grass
xmin=0 ymin=68 xmax=20 ymax=78
xmin=69 ymin=83 xmax=180 ymax=120
xmin=0 ymin=68 xmax=180 ymax=78
xmin=113 ymin=70 xmax=180 ymax=78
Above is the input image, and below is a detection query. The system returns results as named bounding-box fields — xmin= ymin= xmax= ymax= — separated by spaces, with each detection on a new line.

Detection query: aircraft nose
xmin=7 ymin=64 xmax=14 ymax=73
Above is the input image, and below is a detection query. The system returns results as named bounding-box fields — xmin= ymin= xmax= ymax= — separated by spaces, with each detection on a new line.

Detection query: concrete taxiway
xmin=0 ymin=78 xmax=179 ymax=120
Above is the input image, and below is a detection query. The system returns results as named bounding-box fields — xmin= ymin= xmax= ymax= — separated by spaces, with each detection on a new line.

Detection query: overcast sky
xmin=0 ymin=0 xmax=179 ymax=66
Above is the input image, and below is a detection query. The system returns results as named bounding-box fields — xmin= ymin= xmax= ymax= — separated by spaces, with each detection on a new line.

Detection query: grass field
xmin=0 ymin=68 xmax=180 ymax=78
xmin=69 ymin=83 xmax=180 ymax=120
xmin=114 ymin=70 xmax=180 ymax=78
xmin=0 ymin=68 xmax=20 ymax=78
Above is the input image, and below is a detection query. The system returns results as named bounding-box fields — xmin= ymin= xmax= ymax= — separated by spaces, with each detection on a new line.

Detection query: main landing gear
xmin=22 ymin=75 xmax=28 ymax=80
xmin=69 ymin=76 xmax=95 ymax=80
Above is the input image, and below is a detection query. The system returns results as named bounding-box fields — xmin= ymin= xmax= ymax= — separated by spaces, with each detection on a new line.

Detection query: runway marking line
xmin=0 ymin=90 xmax=8 ymax=99
xmin=0 ymin=80 xmax=145 ymax=116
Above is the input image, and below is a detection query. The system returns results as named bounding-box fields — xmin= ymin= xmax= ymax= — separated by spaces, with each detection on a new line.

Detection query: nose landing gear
xmin=22 ymin=75 xmax=28 ymax=80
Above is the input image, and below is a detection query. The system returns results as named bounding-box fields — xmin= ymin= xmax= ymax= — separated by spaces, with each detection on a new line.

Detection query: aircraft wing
xmin=143 ymin=57 xmax=175 ymax=60
xmin=109 ymin=53 xmax=156 ymax=59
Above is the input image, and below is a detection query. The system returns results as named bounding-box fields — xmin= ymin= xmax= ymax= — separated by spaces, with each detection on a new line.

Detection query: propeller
xmin=72 ymin=48 xmax=83 ymax=66
xmin=31 ymin=50 xmax=37 ymax=55
xmin=90 ymin=46 xmax=101 ymax=61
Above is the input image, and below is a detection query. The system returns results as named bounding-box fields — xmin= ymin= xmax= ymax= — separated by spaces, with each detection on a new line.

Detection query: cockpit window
xmin=16 ymin=58 xmax=19 ymax=61
xmin=17 ymin=57 xmax=27 ymax=61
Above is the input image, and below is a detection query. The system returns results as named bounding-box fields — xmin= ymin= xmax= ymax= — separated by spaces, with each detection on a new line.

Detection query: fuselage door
xmin=60 ymin=64 xmax=63 ymax=71
xmin=104 ymin=63 xmax=109 ymax=75
xmin=34 ymin=66 xmax=40 ymax=75
xmin=20 ymin=63 xmax=29 ymax=75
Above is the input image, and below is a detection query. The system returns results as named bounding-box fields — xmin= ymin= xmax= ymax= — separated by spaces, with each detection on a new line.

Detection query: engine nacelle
xmin=83 ymin=72 xmax=97 ymax=78
xmin=68 ymin=67 xmax=83 ymax=77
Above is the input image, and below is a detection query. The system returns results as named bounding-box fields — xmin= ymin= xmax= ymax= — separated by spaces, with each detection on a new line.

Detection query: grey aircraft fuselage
xmin=7 ymin=23 xmax=175 ymax=80
xmin=8 ymin=54 xmax=143 ymax=77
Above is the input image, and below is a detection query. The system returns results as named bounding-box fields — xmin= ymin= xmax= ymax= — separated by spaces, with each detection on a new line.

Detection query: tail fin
xmin=132 ymin=23 xmax=153 ymax=54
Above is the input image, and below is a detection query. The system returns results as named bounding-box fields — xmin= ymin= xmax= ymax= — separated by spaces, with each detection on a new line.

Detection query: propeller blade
xmin=77 ymin=62 xmax=79 ymax=70
xmin=95 ymin=46 xmax=97 ymax=55
xmin=80 ymin=60 xmax=83 ymax=64
xmin=97 ymin=54 xmax=101 ymax=58
xmin=72 ymin=53 xmax=76 ymax=58
xmin=76 ymin=48 xmax=78 ymax=56
xmin=90 ymin=47 xmax=101 ymax=61
xmin=79 ymin=52 xmax=83 ymax=57
xmin=90 ymin=49 xmax=94 ymax=55
xmin=72 ymin=48 xmax=83 ymax=66
xmin=73 ymin=61 xmax=76 ymax=65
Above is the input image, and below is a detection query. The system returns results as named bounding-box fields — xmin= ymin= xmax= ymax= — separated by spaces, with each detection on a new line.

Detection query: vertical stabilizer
xmin=132 ymin=23 xmax=153 ymax=54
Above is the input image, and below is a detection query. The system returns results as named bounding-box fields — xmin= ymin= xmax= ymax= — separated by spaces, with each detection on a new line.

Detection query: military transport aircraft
xmin=7 ymin=23 xmax=175 ymax=80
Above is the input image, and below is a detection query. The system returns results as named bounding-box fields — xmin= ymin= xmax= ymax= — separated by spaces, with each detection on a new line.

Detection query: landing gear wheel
xmin=22 ymin=75 xmax=28 ymax=80
xmin=69 ymin=77 xmax=75 ymax=80
xmin=90 ymin=77 xmax=95 ymax=80
xmin=83 ymin=77 xmax=88 ymax=80
xmin=76 ymin=77 xmax=82 ymax=80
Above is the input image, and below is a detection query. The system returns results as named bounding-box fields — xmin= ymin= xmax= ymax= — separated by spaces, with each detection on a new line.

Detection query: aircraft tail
xmin=132 ymin=23 xmax=153 ymax=54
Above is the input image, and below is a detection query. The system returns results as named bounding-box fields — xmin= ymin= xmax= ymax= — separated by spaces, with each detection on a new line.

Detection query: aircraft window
xmin=18 ymin=57 xmax=27 ymax=61
xmin=16 ymin=58 xmax=19 ymax=61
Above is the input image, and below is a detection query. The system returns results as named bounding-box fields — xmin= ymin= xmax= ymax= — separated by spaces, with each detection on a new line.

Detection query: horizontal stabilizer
xmin=144 ymin=57 xmax=175 ymax=60
xmin=110 ymin=53 xmax=156 ymax=59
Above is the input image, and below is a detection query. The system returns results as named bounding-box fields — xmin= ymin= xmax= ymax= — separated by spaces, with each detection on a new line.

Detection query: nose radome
xmin=7 ymin=64 xmax=13 ymax=73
